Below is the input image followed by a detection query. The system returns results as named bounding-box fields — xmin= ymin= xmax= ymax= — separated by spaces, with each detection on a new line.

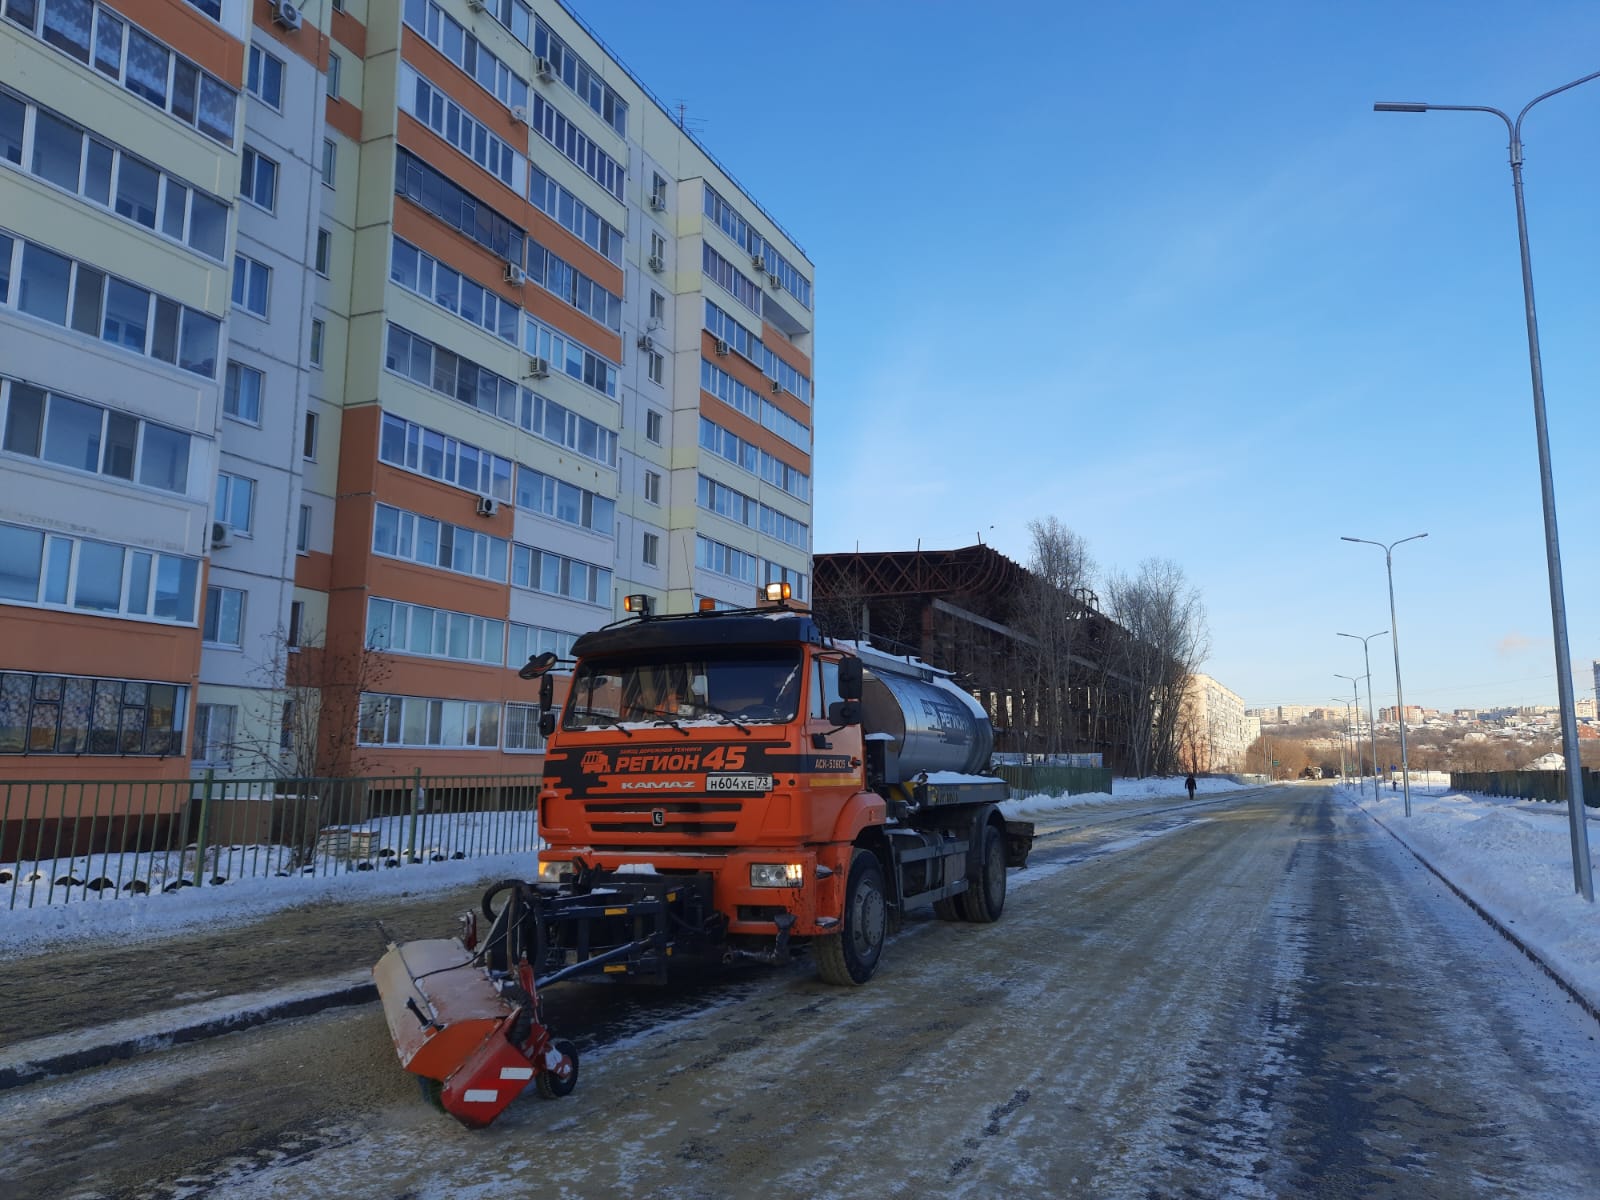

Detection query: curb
xmin=0 ymin=980 xmax=377 ymax=1092
xmin=1351 ymin=799 xmax=1600 ymax=1028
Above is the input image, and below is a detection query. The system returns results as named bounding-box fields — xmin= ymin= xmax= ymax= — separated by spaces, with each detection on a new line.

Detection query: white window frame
xmin=239 ymin=145 xmax=277 ymax=212
xmin=642 ymin=531 xmax=659 ymax=567
xmin=202 ymin=583 xmax=245 ymax=647
xmin=644 ymin=409 xmax=663 ymax=445
xmin=643 ymin=470 xmax=661 ymax=506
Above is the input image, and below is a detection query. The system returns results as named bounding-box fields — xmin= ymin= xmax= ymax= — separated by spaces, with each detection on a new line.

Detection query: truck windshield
xmin=563 ymin=649 xmax=803 ymax=730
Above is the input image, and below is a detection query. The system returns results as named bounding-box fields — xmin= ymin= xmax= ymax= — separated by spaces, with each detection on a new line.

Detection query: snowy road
xmin=4 ymin=786 xmax=1599 ymax=1199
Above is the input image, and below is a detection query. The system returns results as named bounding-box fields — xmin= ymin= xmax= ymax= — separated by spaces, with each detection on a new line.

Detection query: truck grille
xmin=583 ymin=799 xmax=741 ymax=837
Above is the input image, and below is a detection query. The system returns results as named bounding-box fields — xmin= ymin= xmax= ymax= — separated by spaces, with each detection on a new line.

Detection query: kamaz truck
xmin=374 ymin=586 xmax=1033 ymax=1126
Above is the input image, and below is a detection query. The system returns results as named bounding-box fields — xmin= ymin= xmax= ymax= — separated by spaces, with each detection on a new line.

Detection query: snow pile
xmin=1002 ymin=773 xmax=1243 ymax=820
xmin=1347 ymin=783 xmax=1600 ymax=1009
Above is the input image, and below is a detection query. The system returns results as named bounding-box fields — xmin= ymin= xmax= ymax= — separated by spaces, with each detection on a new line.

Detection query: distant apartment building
xmin=1180 ymin=673 xmax=1249 ymax=772
xmin=1246 ymin=704 xmax=1323 ymax=726
xmin=1 ymin=0 xmax=815 ymax=787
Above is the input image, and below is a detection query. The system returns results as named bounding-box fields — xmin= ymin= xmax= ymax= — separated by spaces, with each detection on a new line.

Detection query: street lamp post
xmin=1335 ymin=673 xmax=1365 ymax=794
xmin=1342 ymin=536 xmax=1426 ymax=818
xmin=1376 ymin=75 xmax=1595 ymax=901
xmin=1339 ymin=630 xmax=1389 ymax=803
xmin=1332 ymin=698 xmax=1353 ymax=782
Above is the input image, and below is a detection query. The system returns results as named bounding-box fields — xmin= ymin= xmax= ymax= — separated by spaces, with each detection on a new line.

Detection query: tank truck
xmin=373 ymin=584 xmax=1034 ymax=1126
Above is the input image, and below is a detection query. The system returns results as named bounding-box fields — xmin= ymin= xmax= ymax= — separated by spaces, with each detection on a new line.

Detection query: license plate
xmin=706 ymin=773 xmax=773 ymax=793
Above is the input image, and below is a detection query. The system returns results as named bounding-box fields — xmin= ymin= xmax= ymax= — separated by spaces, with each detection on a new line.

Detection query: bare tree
xmin=1105 ymin=559 xmax=1209 ymax=777
xmin=230 ymin=620 xmax=392 ymax=780
xmin=1012 ymin=517 xmax=1095 ymax=759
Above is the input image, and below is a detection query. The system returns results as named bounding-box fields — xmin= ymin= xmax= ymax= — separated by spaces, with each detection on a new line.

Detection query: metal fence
xmin=998 ymin=764 xmax=1115 ymax=800
xmin=1450 ymin=769 xmax=1600 ymax=806
xmin=0 ymin=771 xmax=541 ymax=910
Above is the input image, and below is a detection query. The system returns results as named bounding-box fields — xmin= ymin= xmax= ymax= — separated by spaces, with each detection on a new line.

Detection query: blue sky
xmin=567 ymin=0 xmax=1600 ymax=715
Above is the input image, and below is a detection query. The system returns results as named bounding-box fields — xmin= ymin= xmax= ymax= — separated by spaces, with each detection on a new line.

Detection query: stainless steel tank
xmin=856 ymin=652 xmax=994 ymax=782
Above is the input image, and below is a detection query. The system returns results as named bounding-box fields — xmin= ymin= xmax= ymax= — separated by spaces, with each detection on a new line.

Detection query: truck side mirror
xmin=539 ymin=712 xmax=557 ymax=738
xmin=837 ymin=657 xmax=863 ymax=701
xmin=827 ymin=699 xmax=861 ymax=727
xmin=520 ymin=651 xmax=558 ymax=680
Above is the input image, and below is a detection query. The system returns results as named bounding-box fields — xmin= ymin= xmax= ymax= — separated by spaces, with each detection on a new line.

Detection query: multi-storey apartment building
xmin=1 ymin=0 xmax=815 ymax=789
xmin=1179 ymin=673 xmax=1248 ymax=772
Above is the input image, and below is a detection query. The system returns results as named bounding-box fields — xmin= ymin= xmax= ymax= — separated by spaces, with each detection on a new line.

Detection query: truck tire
xmin=957 ymin=822 xmax=1006 ymax=923
xmin=814 ymin=849 xmax=887 ymax=985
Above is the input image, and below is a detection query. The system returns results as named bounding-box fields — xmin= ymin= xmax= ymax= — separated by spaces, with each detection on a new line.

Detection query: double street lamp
xmin=1376 ymin=74 xmax=1594 ymax=901
xmin=1342 ymin=536 xmax=1425 ymax=816
xmin=1338 ymin=630 xmax=1387 ymax=801
xmin=1335 ymin=673 xmax=1367 ymax=796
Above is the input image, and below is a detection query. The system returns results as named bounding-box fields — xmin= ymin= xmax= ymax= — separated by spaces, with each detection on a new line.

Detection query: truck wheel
xmin=957 ymin=823 xmax=1006 ymax=923
xmin=535 ymin=1040 xmax=579 ymax=1099
xmin=814 ymin=849 xmax=886 ymax=985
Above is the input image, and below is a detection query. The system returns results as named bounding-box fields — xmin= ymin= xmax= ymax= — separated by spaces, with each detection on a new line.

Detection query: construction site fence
xmin=1449 ymin=769 xmax=1600 ymax=807
xmin=0 ymin=771 xmax=542 ymax=911
xmin=999 ymin=764 xmax=1114 ymax=800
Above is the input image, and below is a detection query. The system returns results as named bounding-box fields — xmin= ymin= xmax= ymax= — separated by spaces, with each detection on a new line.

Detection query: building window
xmin=202 ymin=584 xmax=244 ymax=646
xmin=0 ymin=671 xmax=188 ymax=756
xmin=649 ymin=231 xmax=666 ymax=264
xmin=246 ymin=44 xmax=283 ymax=109
xmin=239 ymin=145 xmax=277 ymax=212
xmin=288 ymin=598 xmax=304 ymax=646
xmin=231 ymin=254 xmax=269 ymax=317
xmin=643 ymin=470 xmax=661 ymax=505
xmin=365 ymin=596 xmax=505 ymax=666
xmin=380 ymin=412 xmax=514 ymax=502
xmin=192 ymin=702 xmax=235 ymax=765
xmin=314 ymin=228 xmax=331 ymax=277
xmin=650 ymin=172 xmax=667 ymax=210
xmin=215 ymin=471 xmax=254 ymax=535
xmin=223 ymin=361 xmax=262 ymax=425
xmin=326 ymin=52 xmax=341 ymax=100
xmin=296 ymin=504 xmax=310 ymax=553
xmin=642 ymin=532 xmax=659 ymax=567
xmin=302 ymin=410 xmax=318 ymax=460
xmin=644 ymin=409 xmax=663 ymax=445
xmin=649 ymin=289 xmax=666 ymax=323
xmin=321 ymin=137 xmax=336 ymax=188
xmin=646 ymin=350 xmax=663 ymax=385
xmin=358 ymin=693 xmax=499 ymax=749
xmin=0 ymin=520 xmax=199 ymax=623
xmin=3 ymin=377 xmax=194 ymax=494
xmin=503 ymin=702 xmax=545 ymax=752
xmin=309 ymin=318 xmax=324 ymax=367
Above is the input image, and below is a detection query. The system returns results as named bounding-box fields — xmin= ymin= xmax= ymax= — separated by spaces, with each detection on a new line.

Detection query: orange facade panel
xmin=295 ymin=551 xmax=333 ymax=592
xmin=401 ymin=31 xmax=524 ymax=151
xmin=526 ymin=206 xmax=622 ymax=296
xmin=701 ymin=329 xmax=813 ymax=431
xmin=701 ymin=392 xmax=811 ymax=474
xmin=330 ymin=7 xmax=367 ymax=58
xmin=762 ymin=323 xmax=812 ymax=376
xmin=116 ymin=0 xmax=244 ymax=85
xmin=0 ymin=606 xmax=201 ymax=686
xmin=253 ymin=8 xmax=329 ymax=70
xmin=397 ymin=113 xmax=524 ymax=232
xmin=325 ymin=96 xmax=362 ymax=141
xmin=367 ymin=556 xmax=510 ymax=623
xmin=392 ymin=201 xmax=525 ymax=314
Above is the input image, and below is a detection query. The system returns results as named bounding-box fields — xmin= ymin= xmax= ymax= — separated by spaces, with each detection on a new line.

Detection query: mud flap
xmin=1004 ymin=820 xmax=1035 ymax=868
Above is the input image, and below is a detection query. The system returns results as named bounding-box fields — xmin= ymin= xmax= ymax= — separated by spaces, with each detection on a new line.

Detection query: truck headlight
xmin=750 ymin=863 xmax=803 ymax=888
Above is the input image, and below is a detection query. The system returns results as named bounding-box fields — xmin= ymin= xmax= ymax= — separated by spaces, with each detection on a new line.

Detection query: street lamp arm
xmin=1517 ymin=67 xmax=1600 ymax=134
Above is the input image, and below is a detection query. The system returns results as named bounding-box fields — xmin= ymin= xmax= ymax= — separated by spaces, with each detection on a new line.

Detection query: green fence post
xmin=193 ymin=769 xmax=214 ymax=888
xmin=406 ymin=769 xmax=422 ymax=863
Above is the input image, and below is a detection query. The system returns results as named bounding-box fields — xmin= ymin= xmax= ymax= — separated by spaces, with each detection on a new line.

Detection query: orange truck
xmin=374 ymin=587 xmax=1033 ymax=1126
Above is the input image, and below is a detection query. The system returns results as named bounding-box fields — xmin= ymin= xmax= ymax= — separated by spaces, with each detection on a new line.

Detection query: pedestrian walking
xmin=1184 ymin=773 xmax=1197 ymax=800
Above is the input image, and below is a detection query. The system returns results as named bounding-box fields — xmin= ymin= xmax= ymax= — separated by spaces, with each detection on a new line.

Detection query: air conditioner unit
xmin=525 ymin=355 xmax=550 ymax=379
xmin=769 ymin=378 xmax=782 ymax=394
xmin=647 ymin=254 xmax=664 ymax=272
xmin=504 ymin=262 xmax=527 ymax=286
xmin=211 ymin=521 xmax=233 ymax=549
xmin=648 ymin=194 xmax=666 ymax=212
xmin=713 ymin=338 xmax=729 ymax=357
xmin=467 ymin=0 xmax=486 ymax=11
xmin=272 ymin=0 xmax=302 ymax=31
xmin=510 ymin=104 xmax=529 ymax=124
xmin=535 ymin=57 xmax=555 ymax=83
xmin=767 ymin=273 xmax=781 ymax=289
xmin=750 ymin=252 xmax=765 ymax=271
xmin=636 ymin=334 xmax=654 ymax=352
xmin=476 ymin=495 xmax=499 ymax=518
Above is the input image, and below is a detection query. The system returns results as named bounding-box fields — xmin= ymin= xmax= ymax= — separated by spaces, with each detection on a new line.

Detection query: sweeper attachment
xmin=373 ymin=881 xmax=577 ymax=1129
